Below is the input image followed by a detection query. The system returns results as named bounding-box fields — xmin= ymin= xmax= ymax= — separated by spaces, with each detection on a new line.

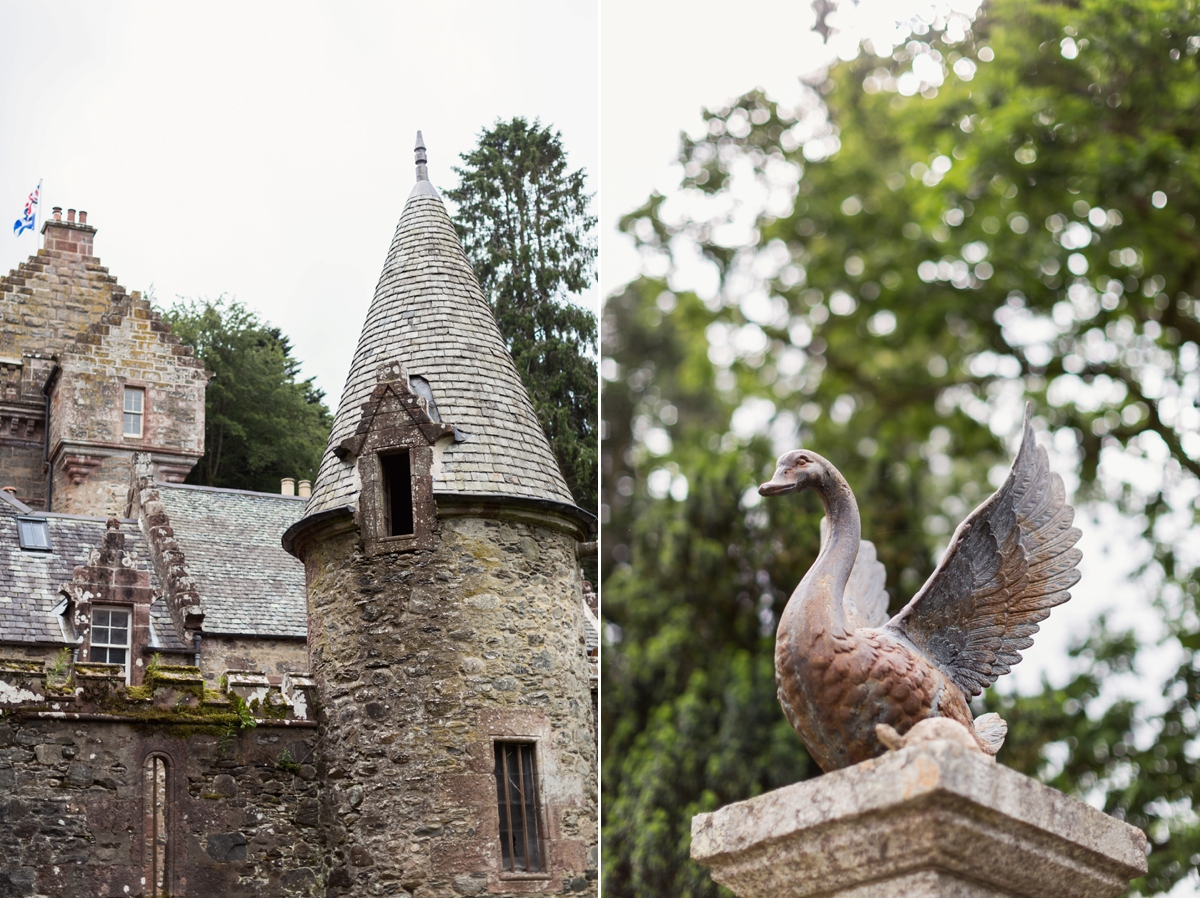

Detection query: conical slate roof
xmin=305 ymin=136 xmax=575 ymax=517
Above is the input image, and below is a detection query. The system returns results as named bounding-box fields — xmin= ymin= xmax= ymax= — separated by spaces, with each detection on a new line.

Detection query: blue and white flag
xmin=13 ymin=183 xmax=40 ymax=236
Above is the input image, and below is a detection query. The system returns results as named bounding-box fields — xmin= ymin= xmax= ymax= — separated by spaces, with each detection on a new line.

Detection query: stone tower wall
xmin=301 ymin=514 xmax=598 ymax=898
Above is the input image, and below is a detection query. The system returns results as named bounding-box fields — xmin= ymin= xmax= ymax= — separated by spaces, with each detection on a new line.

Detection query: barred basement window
xmin=380 ymin=450 xmax=414 ymax=537
xmin=143 ymin=754 xmax=170 ymax=895
xmin=90 ymin=607 xmax=130 ymax=666
xmin=123 ymin=386 xmax=144 ymax=437
xmin=494 ymin=741 xmax=544 ymax=873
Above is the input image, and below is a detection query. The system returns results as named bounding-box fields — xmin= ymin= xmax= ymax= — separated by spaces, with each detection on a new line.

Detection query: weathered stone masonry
xmin=0 ymin=662 xmax=320 ymax=898
xmin=294 ymin=512 xmax=595 ymax=897
xmin=0 ymin=194 xmax=317 ymax=895
xmin=48 ymin=291 xmax=206 ymax=517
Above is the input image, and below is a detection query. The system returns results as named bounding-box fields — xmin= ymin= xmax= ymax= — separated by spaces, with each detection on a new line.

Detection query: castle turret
xmin=284 ymin=134 xmax=597 ymax=897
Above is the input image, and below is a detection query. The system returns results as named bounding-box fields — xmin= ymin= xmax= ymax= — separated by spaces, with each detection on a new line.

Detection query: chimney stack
xmin=281 ymin=478 xmax=296 ymax=496
xmin=42 ymin=204 xmax=96 ymax=257
xmin=297 ymin=479 xmax=311 ymax=498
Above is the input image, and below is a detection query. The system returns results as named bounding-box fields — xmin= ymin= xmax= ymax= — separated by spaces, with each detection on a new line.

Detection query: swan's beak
xmin=759 ymin=476 xmax=796 ymax=497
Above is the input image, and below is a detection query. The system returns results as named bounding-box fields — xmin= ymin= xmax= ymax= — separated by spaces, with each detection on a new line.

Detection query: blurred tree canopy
xmin=162 ymin=298 xmax=332 ymax=492
xmin=447 ymin=118 xmax=599 ymax=515
xmin=601 ymin=0 xmax=1200 ymax=894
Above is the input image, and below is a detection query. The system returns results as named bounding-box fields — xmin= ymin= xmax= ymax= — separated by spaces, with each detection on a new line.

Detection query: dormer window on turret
xmin=339 ymin=360 xmax=459 ymax=555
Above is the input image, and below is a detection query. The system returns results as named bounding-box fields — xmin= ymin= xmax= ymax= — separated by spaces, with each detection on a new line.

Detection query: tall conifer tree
xmin=446 ymin=118 xmax=599 ymax=514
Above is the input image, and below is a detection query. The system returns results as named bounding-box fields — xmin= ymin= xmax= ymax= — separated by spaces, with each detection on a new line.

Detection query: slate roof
xmin=0 ymin=495 xmax=154 ymax=646
xmin=156 ymin=483 xmax=308 ymax=638
xmin=149 ymin=598 xmax=189 ymax=651
xmin=305 ymin=158 xmax=575 ymax=518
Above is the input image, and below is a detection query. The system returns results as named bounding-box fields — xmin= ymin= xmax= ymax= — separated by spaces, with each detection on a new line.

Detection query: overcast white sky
xmin=0 ymin=1 xmax=598 ymax=409
xmin=599 ymin=0 xmax=998 ymax=290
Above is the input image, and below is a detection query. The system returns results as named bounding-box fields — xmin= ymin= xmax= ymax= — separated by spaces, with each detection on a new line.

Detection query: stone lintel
xmin=691 ymin=740 xmax=1147 ymax=898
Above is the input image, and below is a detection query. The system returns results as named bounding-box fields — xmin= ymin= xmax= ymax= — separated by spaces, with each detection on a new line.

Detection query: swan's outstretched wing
xmin=885 ymin=406 xmax=1081 ymax=696
xmin=822 ymin=518 xmax=889 ymax=629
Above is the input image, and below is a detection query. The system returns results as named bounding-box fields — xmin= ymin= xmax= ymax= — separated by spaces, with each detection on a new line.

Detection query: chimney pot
xmin=67 ymin=209 xmax=76 ymax=223
xmin=52 ymin=207 xmax=62 ymax=221
xmin=79 ymin=211 xmax=87 ymax=224
xmin=298 ymin=479 xmax=312 ymax=498
xmin=281 ymin=477 xmax=296 ymax=496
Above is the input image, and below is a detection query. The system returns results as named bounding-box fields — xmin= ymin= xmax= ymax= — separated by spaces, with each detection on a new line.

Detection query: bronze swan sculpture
xmin=759 ymin=406 xmax=1081 ymax=772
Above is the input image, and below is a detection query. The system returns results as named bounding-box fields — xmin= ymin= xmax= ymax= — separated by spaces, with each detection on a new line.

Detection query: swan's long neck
xmin=798 ymin=467 xmax=861 ymax=635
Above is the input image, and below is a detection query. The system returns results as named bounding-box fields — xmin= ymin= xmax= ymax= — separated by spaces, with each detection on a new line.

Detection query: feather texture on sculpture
xmin=758 ymin=405 xmax=1081 ymax=772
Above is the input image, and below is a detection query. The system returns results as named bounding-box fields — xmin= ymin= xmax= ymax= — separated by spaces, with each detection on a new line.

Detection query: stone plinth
xmin=691 ymin=740 xmax=1147 ymax=898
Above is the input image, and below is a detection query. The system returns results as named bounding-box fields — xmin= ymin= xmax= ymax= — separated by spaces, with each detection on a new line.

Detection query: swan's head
xmin=759 ymin=450 xmax=830 ymax=497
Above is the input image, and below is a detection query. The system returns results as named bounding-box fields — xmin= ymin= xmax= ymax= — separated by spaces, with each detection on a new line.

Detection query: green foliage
xmin=217 ymin=725 xmax=237 ymax=759
xmin=228 ymin=692 xmax=258 ymax=730
xmin=276 ymin=748 xmax=302 ymax=775
xmin=45 ymin=647 xmax=72 ymax=689
xmin=217 ymin=692 xmax=258 ymax=759
xmin=602 ymin=0 xmax=1200 ymax=894
xmin=446 ymin=118 xmax=599 ymax=513
xmin=161 ymin=297 xmax=332 ymax=492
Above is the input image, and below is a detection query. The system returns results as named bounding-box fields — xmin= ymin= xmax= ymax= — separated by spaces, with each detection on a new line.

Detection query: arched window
xmin=143 ymin=754 xmax=170 ymax=895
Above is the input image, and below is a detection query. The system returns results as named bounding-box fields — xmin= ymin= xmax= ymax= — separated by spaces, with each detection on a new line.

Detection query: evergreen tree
xmin=446 ymin=118 xmax=599 ymax=514
xmin=162 ymin=298 xmax=332 ymax=493
xmin=602 ymin=0 xmax=1200 ymax=893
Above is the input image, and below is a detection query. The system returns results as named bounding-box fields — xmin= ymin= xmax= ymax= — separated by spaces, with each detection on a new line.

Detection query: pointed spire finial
xmin=415 ymin=131 xmax=429 ymax=182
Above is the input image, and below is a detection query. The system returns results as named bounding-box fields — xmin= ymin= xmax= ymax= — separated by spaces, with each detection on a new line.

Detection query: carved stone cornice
xmin=60 ymin=453 xmax=103 ymax=485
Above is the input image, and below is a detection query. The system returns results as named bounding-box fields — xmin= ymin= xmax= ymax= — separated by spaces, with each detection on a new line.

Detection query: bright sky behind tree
xmin=600 ymin=0 xmax=1173 ymax=706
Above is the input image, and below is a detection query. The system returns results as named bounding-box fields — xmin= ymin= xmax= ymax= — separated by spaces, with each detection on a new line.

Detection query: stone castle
xmin=0 ymin=137 xmax=599 ymax=897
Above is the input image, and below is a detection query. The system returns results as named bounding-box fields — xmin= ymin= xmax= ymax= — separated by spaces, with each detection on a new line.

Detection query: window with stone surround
xmin=89 ymin=607 xmax=130 ymax=666
xmin=124 ymin=386 xmax=145 ymax=437
xmin=381 ymin=449 xmax=415 ymax=537
xmin=493 ymin=741 xmax=545 ymax=874
xmin=143 ymin=754 xmax=171 ymax=894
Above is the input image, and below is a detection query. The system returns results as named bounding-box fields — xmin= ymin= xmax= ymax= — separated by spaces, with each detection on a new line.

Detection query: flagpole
xmin=36 ymin=179 xmax=43 ymax=250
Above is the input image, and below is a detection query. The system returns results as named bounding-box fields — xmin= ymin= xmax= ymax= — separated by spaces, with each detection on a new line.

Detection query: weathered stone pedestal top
xmin=691 ymin=740 xmax=1147 ymax=898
